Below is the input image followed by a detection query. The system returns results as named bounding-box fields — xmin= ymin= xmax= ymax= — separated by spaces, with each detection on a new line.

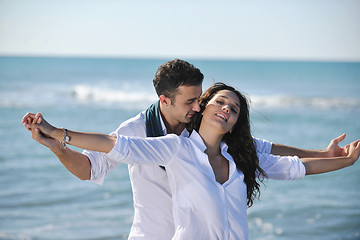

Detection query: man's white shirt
xmin=83 ymin=111 xmax=282 ymax=240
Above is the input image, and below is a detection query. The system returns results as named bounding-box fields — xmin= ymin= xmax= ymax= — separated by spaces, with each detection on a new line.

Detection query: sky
xmin=0 ymin=0 xmax=360 ymax=61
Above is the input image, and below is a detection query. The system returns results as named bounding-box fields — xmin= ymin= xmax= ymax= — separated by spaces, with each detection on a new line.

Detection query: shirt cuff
xmin=106 ymin=134 xmax=127 ymax=162
xmin=290 ymin=156 xmax=306 ymax=180
xmin=90 ymin=173 xmax=105 ymax=185
xmin=82 ymin=149 xmax=106 ymax=185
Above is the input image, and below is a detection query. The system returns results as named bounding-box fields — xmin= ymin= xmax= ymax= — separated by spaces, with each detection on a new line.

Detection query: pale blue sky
xmin=1 ymin=0 xmax=359 ymax=61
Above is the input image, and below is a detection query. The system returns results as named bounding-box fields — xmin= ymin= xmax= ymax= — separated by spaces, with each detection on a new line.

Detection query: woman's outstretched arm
xmin=271 ymin=133 xmax=348 ymax=158
xmin=257 ymin=138 xmax=359 ymax=180
xmin=301 ymin=140 xmax=360 ymax=175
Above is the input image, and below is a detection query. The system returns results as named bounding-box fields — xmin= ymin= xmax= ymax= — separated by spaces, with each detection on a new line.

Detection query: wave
xmin=1 ymin=84 xmax=359 ymax=111
xmin=71 ymin=85 xmax=157 ymax=108
xmin=250 ymin=94 xmax=360 ymax=110
xmin=0 ymin=84 xmax=157 ymax=110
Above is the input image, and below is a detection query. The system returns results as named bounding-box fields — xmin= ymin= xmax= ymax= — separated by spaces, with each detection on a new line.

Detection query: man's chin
xmin=185 ymin=114 xmax=195 ymax=122
xmin=183 ymin=116 xmax=192 ymax=123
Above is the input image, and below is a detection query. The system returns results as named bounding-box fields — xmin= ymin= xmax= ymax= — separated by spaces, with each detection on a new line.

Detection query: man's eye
xmin=216 ymin=100 xmax=223 ymax=105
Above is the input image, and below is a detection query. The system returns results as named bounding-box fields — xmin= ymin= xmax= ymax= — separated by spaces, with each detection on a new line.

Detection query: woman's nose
xmin=222 ymin=105 xmax=230 ymax=113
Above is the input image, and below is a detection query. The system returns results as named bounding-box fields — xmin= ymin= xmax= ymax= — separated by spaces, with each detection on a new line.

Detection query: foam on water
xmin=1 ymin=83 xmax=358 ymax=111
xmin=0 ymin=84 xmax=157 ymax=110
xmin=72 ymin=85 xmax=157 ymax=106
xmin=251 ymin=94 xmax=360 ymax=110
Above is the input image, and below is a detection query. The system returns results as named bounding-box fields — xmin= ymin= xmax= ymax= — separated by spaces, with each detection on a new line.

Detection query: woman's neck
xmin=198 ymin=125 xmax=223 ymax=156
xmin=199 ymin=123 xmax=229 ymax=185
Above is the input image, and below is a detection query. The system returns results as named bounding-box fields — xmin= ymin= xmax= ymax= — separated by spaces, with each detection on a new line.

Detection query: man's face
xmin=167 ymin=84 xmax=202 ymax=124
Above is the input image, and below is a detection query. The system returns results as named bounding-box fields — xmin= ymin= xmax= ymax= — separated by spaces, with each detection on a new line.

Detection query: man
xmin=23 ymin=59 xmax=348 ymax=239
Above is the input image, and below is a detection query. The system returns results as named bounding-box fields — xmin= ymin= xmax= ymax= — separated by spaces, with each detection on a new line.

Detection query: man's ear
xmin=159 ymin=95 xmax=171 ymax=107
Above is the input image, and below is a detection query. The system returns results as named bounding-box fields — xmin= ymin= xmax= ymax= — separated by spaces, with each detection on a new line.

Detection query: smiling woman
xmin=201 ymin=90 xmax=241 ymax=133
xmin=191 ymin=83 xmax=266 ymax=207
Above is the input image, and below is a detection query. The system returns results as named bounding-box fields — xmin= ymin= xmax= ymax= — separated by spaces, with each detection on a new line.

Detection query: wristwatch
xmin=62 ymin=128 xmax=70 ymax=148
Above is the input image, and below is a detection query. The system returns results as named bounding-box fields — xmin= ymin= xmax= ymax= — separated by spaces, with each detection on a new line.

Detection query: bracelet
xmin=61 ymin=128 xmax=70 ymax=148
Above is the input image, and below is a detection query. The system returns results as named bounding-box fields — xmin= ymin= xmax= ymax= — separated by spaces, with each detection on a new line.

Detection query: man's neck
xmin=159 ymin=107 xmax=185 ymax=136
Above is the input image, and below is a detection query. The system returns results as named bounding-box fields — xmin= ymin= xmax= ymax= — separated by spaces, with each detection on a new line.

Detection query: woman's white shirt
xmin=84 ymin=111 xmax=273 ymax=240
xmin=107 ymin=131 xmax=305 ymax=240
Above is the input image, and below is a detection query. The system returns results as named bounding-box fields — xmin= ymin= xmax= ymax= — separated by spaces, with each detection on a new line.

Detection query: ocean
xmin=0 ymin=57 xmax=359 ymax=240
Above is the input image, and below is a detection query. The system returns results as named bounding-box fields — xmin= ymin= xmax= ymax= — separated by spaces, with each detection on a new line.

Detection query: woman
xmin=25 ymin=82 xmax=360 ymax=239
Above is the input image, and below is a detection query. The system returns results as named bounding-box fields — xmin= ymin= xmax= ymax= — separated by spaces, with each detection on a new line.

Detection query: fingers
xmin=26 ymin=117 xmax=31 ymax=130
xmin=32 ymin=112 xmax=43 ymax=124
xmin=31 ymin=127 xmax=45 ymax=143
xmin=348 ymin=140 xmax=360 ymax=154
xmin=344 ymin=144 xmax=350 ymax=154
xmin=31 ymin=127 xmax=40 ymax=141
xmin=22 ymin=112 xmax=35 ymax=131
xmin=22 ymin=112 xmax=43 ymax=131
xmin=21 ymin=112 xmax=35 ymax=123
xmin=334 ymin=133 xmax=346 ymax=144
xmin=26 ymin=122 xmax=43 ymax=133
xmin=350 ymin=140 xmax=360 ymax=147
xmin=26 ymin=123 xmax=35 ymax=130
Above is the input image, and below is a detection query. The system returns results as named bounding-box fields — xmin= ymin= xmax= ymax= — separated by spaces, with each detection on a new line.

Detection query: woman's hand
xmin=346 ymin=140 xmax=360 ymax=164
xmin=324 ymin=133 xmax=347 ymax=157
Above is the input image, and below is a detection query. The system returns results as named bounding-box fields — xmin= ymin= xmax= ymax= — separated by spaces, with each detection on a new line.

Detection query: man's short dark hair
xmin=153 ymin=59 xmax=204 ymax=101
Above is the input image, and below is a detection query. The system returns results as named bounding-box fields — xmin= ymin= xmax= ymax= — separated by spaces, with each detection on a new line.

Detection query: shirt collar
xmin=159 ymin=110 xmax=167 ymax=135
xmin=188 ymin=130 xmax=207 ymax=152
xmin=220 ymin=142 xmax=229 ymax=154
xmin=189 ymin=131 xmax=231 ymax=157
xmin=220 ymin=142 xmax=236 ymax=179
xmin=189 ymin=131 xmax=237 ymax=180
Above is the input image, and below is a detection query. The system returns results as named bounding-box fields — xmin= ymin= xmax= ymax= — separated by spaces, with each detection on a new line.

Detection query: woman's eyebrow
xmin=218 ymin=95 xmax=240 ymax=108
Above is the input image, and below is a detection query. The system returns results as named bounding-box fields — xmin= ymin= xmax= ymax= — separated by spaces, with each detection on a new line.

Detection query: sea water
xmin=0 ymin=57 xmax=359 ymax=240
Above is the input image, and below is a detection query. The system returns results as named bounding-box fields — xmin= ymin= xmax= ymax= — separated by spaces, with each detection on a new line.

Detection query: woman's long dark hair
xmin=189 ymin=82 xmax=266 ymax=207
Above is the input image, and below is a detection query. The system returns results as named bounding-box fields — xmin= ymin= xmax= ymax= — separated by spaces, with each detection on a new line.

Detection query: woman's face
xmin=201 ymin=90 xmax=240 ymax=134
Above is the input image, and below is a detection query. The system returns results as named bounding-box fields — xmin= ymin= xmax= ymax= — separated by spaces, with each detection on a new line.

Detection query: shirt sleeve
xmin=82 ymin=150 xmax=110 ymax=185
xmin=82 ymin=131 xmax=120 ymax=185
xmin=82 ymin=120 xmax=135 ymax=185
xmin=257 ymin=152 xmax=306 ymax=180
xmin=253 ymin=137 xmax=273 ymax=154
xmin=106 ymin=134 xmax=182 ymax=166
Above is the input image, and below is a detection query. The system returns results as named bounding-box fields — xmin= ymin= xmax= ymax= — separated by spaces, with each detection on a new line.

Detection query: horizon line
xmin=0 ymin=53 xmax=359 ymax=64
